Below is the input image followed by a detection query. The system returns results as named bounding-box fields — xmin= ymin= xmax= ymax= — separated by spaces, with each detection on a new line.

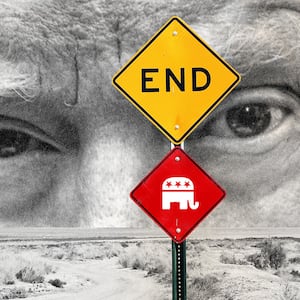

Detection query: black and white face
xmin=0 ymin=0 xmax=299 ymax=227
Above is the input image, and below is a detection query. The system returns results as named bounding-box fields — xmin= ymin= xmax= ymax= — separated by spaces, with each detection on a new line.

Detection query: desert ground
xmin=0 ymin=228 xmax=299 ymax=300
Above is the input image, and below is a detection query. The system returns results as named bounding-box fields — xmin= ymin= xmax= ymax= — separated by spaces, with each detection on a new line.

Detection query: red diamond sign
xmin=130 ymin=147 xmax=225 ymax=243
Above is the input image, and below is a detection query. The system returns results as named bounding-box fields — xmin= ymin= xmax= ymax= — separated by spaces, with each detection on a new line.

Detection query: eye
xmin=212 ymin=102 xmax=288 ymax=138
xmin=0 ymin=129 xmax=58 ymax=158
xmin=189 ymin=87 xmax=299 ymax=154
xmin=204 ymin=102 xmax=289 ymax=139
xmin=0 ymin=115 xmax=64 ymax=159
xmin=226 ymin=103 xmax=271 ymax=137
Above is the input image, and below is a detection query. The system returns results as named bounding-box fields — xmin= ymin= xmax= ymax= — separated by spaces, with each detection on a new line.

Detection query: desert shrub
xmin=283 ymin=283 xmax=298 ymax=300
xmin=118 ymin=242 xmax=170 ymax=278
xmin=220 ymin=252 xmax=248 ymax=265
xmin=247 ymin=239 xmax=286 ymax=270
xmin=136 ymin=241 xmax=143 ymax=247
xmin=147 ymin=264 xmax=166 ymax=276
xmin=289 ymin=256 xmax=300 ymax=264
xmin=0 ymin=253 xmax=54 ymax=286
xmin=48 ymin=278 xmax=66 ymax=288
xmin=188 ymin=275 xmax=219 ymax=300
xmin=247 ymin=252 xmax=269 ymax=269
xmin=224 ymin=293 xmax=234 ymax=300
xmin=187 ymin=240 xmax=207 ymax=252
xmin=3 ymin=275 xmax=15 ymax=285
xmin=119 ymin=257 xmax=128 ymax=268
xmin=187 ymin=260 xmax=201 ymax=270
xmin=16 ymin=267 xmax=44 ymax=283
xmin=0 ymin=272 xmax=15 ymax=285
xmin=220 ymin=253 xmax=238 ymax=264
xmin=131 ymin=258 xmax=144 ymax=270
xmin=0 ymin=287 xmax=27 ymax=299
xmin=46 ymin=248 xmax=65 ymax=260
xmin=44 ymin=242 xmax=122 ymax=261
xmin=119 ymin=253 xmax=163 ymax=275
xmin=120 ymin=242 xmax=129 ymax=248
xmin=290 ymin=270 xmax=300 ymax=278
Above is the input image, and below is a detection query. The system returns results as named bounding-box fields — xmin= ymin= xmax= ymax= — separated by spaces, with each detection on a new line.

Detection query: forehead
xmin=0 ymin=0 xmax=299 ymax=106
xmin=0 ymin=0 xmax=299 ymax=56
xmin=0 ymin=0 xmax=230 ymax=61
xmin=0 ymin=0 xmax=223 ymax=106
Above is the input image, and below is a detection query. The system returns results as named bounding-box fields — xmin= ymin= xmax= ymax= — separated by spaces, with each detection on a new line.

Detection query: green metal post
xmin=172 ymin=240 xmax=187 ymax=300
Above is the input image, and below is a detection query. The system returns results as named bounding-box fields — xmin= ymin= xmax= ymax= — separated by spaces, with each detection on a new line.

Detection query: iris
xmin=226 ymin=104 xmax=271 ymax=138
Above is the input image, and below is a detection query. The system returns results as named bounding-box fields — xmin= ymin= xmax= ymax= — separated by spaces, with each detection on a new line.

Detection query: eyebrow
xmin=214 ymin=5 xmax=300 ymax=74
xmin=249 ymin=0 xmax=300 ymax=14
xmin=0 ymin=61 xmax=39 ymax=101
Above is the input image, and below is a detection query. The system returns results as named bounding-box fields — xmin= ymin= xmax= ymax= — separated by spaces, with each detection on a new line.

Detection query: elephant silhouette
xmin=161 ymin=177 xmax=199 ymax=210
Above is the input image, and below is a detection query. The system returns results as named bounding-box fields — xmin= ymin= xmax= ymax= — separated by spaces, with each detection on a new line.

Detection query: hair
xmin=0 ymin=61 xmax=39 ymax=101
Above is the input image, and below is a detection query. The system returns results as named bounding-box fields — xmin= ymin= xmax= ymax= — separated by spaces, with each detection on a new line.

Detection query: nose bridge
xmin=74 ymin=83 xmax=169 ymax=227
xmin=77 ymin=134 xmax=139 ymax=227
xmin=76 ymin=113 xmax=159 ymax=227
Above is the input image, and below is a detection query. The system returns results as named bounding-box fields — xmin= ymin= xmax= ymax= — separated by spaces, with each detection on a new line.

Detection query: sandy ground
xmin=24 ymin=258 xmax=166 ymax=300
xmin=0 ymin=240 xmax=169 ymax=300
xmin=0 ymin=233 xmax=299 ymax=299
xmin=195 ymin=240 xmax=300 ymax=300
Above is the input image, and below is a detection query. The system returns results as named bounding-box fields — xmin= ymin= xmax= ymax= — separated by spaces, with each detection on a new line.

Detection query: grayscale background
xmin=0 ymin=0 xmax=299 ymax=299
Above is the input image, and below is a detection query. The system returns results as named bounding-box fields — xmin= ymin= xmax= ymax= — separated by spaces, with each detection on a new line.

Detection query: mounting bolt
xmin=176 ymin=227 xmax=181 ymax=234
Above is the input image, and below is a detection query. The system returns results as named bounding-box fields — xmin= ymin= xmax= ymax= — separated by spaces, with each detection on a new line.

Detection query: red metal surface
xmin=131 ymin=147 xmax=225 ymax=243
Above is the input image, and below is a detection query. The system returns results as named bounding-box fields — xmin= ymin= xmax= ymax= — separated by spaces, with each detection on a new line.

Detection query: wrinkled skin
xmin=0 ymin=0 xmax=299 ymax=227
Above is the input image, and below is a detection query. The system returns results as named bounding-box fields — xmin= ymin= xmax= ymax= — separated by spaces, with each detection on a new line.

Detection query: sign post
xmin=112 ymin=16 xmax=240 ymax=299
xmin=172 ymin=240 xmax=186 ymax=300
xmin=171 ymin=143 xmax=187 ymax=300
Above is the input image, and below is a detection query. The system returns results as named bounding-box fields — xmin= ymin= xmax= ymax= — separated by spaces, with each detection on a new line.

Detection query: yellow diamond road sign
xmin=112 ymin=16 xmax=241 ymax=145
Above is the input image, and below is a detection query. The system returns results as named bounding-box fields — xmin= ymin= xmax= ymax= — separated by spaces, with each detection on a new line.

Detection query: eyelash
xmin=0 ymin=116 xmax=62 ymax=159
xmin=0 ymin=128 xmax=59 ymax=158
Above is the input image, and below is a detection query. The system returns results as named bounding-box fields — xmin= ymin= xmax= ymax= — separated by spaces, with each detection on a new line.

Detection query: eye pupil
xmin=0 ymin=130 xmax=30 ymax=158
xmin=226 ymin=103 xmax=271 ymax=137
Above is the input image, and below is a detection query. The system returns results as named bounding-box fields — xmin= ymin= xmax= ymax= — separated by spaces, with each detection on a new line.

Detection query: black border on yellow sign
xmin=112 ymin=16 xmax=241 ymax=145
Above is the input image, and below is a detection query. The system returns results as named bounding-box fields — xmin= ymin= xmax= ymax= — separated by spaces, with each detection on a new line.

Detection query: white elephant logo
xmin=161 ymin=177 xmax=199 ymax=210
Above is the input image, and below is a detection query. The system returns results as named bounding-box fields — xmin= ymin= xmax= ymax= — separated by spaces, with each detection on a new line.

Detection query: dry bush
xmin=0 ymin=287 xmax=27 ymax=299
xmin=289 ymin=257 xmax=300 ymax=264
xmin=247 ymin=239 xmax=286 ymax=270
xmin=290 ymin=270 xmax=300 ymax=278
xmin=187 ymin=240 xmax=208 ymax=252
xmin=0 ymin=253 xmax=55 ymax=285
xmin=118 ymin=241 xmax=171 ymax=280
xmin=48 ymin=278 xmax=66 ymax=288
xmin=188 ymin=275 xmax=220 ymax=300
xmin=0 ymin=272 xmax=15 ymax=286
xmin=220 ymin=252 xmax=248 ymax=265
xmin=15 ymin=267 xmax=44 ymax=283
xmin=283 ymin=283 xmax=299 ymax=300
xmin=43 ymin=242 xmax=122 ymax=261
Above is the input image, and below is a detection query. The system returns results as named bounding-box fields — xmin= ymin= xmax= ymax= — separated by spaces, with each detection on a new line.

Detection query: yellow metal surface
xmin=112 ymin=16 xmax=241 ymax=144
